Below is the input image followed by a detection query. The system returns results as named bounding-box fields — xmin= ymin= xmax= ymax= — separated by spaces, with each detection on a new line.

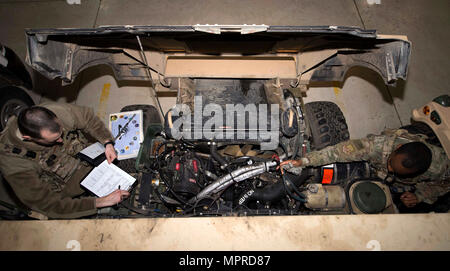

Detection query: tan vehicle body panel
xmin=0 ymin=214 xmax=449 ymax=251
xmin=412 ymin=101 xmax=450 ymax=159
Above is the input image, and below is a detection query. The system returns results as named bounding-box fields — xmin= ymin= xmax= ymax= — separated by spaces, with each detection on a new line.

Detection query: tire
xmin=116 ymin=104 xmax=162 ymax=173
xmin=304 ymin=101 xmax=350 ymax=150
xmin=120 ymin=104 xmax=162 ymax=134
xmin=0 ymin=86 xmax=34 ymax=131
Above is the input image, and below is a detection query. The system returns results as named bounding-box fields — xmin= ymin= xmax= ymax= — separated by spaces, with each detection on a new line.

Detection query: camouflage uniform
xmin=299 ymin=129 xmax=450 ymax=205
xmin=0 ymin=102 xmax=114 ymax=219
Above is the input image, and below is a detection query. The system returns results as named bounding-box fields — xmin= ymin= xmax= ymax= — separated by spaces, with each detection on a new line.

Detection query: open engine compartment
xmin=22 ymin=25 xmax=413 ymax=219
xmin=105 ymin=78 xmax=397 ymax=219
xmin=121 ymin=139 xmax=397 ymax=218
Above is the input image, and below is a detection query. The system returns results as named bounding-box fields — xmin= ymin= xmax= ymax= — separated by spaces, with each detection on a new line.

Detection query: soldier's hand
xmin=105 ymin=144 xmax=117 ymax=164
xmin=400 ymin=192 xmax=418 ymax=208
xmin=277 ymin=160 xmax=303 ymax=174
xmin=95 ymin=189 xmax=130 ymax=208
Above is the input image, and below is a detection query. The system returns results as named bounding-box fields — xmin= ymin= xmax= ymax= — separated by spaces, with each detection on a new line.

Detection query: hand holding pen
xmin=95 ymin=186 xmax=130 ymax=208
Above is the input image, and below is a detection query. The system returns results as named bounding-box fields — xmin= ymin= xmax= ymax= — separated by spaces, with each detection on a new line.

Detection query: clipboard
xmin=77 ymin=142 xmax=106 ymax=167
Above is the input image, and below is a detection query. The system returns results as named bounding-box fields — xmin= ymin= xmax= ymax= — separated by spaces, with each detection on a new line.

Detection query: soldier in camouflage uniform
xmin=280 ymin=128 xmax=450 ymax=208
xmin=0 ymin=102 xmax=129 ymax=219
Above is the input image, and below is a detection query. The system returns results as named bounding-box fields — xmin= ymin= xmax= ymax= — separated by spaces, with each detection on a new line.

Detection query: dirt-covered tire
xmin=116 ymin=104 xmax=162 ymax=173
xmin=0 ymin=86 xmax=34 ymax=131
xmin=304 ymin=101 xmax=350 ymax=150
xmin=120 ymin=104 xmax=162 ymax=132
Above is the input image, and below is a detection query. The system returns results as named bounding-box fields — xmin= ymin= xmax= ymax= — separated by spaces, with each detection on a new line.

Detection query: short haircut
xmin=394 ymin=142 xmax=432 ymax=175
xmin=17 ymin=106 xmax=61 ymax=139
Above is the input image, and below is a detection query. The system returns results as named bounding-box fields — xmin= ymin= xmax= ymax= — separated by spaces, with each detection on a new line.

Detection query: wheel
xmin=116 ymin=104 xmax=162 ymax=173
xmin=120 ymin=104 xmax=162 ymax=134
xmin=304 ymin=101 xmax=350 ymax=150
xmin=0 ymin=86 xmax=34 ymax=131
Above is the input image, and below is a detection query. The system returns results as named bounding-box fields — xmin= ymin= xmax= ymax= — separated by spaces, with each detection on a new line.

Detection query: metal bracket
xmin=385 ymin=52 xmax=396 ymax=83
xmin=62 ymin=46 xmax=76 ymax=83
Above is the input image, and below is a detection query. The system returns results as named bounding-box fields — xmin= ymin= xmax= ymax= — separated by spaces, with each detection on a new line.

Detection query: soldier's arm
xmin=3 ymin=170 xmax=98 ymax=219
xmin=66 ymin=103 xmax=114 ymax=144
xmin=414 ymin=179 xmax=450 ymax=205
xmin=301 ymin=138 xmax=373 ymax=167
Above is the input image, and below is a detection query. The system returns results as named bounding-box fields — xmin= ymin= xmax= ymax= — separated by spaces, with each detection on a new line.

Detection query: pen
xmin=117 ymin=185 xmax=121 ymax=207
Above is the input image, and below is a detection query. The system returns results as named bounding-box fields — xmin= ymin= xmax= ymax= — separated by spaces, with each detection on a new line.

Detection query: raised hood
xmin=25 ymin=25 xmax=410 ymax=88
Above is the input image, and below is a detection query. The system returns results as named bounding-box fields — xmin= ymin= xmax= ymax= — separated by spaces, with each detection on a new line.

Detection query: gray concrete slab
xmin=0 ymin=0 xmax=102 ymax=101
xmin=355 ymin=0 xmax=450 ymax=125
xmin=96 ymin=0 xmax=362 ymax=26
xmin=0 ymin=0 xmax=100 ymax=59
xmin=0 ymin=0 xmax=62 ymax=2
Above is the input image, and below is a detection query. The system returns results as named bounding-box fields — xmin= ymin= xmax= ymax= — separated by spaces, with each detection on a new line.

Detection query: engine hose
xmin=238 ymin=172 xmax=309 ymax=205
xmin=282 ymin=174 xmax=306 ymax=203
xmin=210 ymin=143 xmax=228 ymax=169
xmin=276 ymin=134 xmax=307 ymax=202
xmin=279 ymin=140 xmax=290 ymax=159
xmin=291 ymin=134 xmax=300 ymax=159
xmin=293 ymin=105 xmax=303 ymax=159
xmin=155 ymin=141 xmax=170 ymax=159
xmin=285 ymin=89 xmax=304 ymax=159
xmin=157 ymin=165 xmax=193 ymax=207
xmin=204 ymin=170 xmax=218 ymax=180
xmin=292 ymin=105 xmax=304 ymax=159
xmin=239 ymin=182 xmax=285 ymax=205
xmin=283 ymin=174 xmax=307 ymax=199
xmin=213 ymin=167 xmax=266 ymax=193
xmin=189 ymin=161 xmax=277 ymax=204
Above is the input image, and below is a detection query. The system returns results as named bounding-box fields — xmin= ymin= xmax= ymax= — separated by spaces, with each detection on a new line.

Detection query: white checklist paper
xmin=80 ymin=160 xmax=136 ymax=197
xmin=79 ymin=142 xmax=105 ymax=159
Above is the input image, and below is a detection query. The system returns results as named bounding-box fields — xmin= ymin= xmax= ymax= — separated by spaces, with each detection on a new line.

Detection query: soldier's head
xmin=387 ymin=142 xmax=432 ymax=177
xmin=17 ymin=106 xmax=63 ymax=146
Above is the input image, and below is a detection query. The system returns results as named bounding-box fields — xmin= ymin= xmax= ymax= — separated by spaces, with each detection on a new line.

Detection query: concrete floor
xmin=0 ymin=1 xmax=449 ymax=204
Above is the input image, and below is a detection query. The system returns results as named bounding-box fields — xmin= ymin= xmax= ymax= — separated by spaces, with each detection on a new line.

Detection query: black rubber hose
xmin=282 ymin=174 xmax=307 ymax=201
xmin=239 ymin=172 xmax=310 ymax=205
xmin=250 ymin=181 xmax=286 ymax=203
xmin=291 ymin=134 xmax=300 ymax=159
xmin=283 ymin=89 xmax=304 ymax=159
xmin=210 ymin=143 xmax=228 ymax=169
